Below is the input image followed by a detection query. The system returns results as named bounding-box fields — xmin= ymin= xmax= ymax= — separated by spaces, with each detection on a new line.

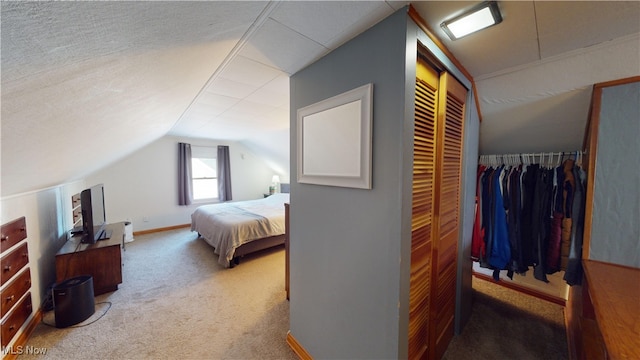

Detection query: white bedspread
xmin=191 ymin=193 xmax=289 ymax=267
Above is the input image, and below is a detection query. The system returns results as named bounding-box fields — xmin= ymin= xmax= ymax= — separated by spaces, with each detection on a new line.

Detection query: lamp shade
xmin=271 ymin=175 xmax=281 ymax=183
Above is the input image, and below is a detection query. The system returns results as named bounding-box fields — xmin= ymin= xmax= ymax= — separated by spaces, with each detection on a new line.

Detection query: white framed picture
xmin=296 ymin=83 xmax=373 ymax=189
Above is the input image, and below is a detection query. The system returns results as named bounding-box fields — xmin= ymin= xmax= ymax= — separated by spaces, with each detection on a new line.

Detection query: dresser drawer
xmin=1 ymin=217 xmax=27 ymax=254
xmin=1 ymin=268 xmax=31 ymax=318
xmin=1 ymin=243 xmax=29 ymax=285
xmin=1 ymin=292 xmax=32 ymax=348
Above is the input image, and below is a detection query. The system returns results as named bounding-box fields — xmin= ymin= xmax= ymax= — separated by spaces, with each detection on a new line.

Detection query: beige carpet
xmin=22 ymin=228 xmax=297 ymax=359
xmin=23 ymin=227 xmax=567 ymax=360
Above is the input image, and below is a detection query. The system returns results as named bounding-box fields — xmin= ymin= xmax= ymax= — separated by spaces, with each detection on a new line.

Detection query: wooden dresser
xmin=582 ymin=260 xmax=640 ymax=359
xmin=568 ymin=259 xmax=640 ymax=360
xmin=1 ymin=217 xmax=33 ymax=349
xmin=55 ymin=222 xmax=124 ymax=296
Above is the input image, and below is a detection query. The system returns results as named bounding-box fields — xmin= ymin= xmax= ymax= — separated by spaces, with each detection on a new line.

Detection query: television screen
xmin=90 ymin=185 xmax=105 ymax=228
xmin=81 ymin=184 xmax=109 ymax=243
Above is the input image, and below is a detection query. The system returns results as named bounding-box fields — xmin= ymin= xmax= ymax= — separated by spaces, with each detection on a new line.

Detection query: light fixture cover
xmin=441 ymin=1 xmax=502 ymax=40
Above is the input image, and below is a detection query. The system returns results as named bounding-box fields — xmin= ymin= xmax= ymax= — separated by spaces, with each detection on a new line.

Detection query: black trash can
xmin=53 ymin=275 xmax=95 ymax=328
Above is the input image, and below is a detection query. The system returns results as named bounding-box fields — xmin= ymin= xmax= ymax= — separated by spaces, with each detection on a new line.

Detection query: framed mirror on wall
xmin=296 ymin=83 xmax=373 ymax=189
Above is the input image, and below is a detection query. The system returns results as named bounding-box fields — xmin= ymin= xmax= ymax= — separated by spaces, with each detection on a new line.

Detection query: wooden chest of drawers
xmin=1 ymin=243 xmax=29 ymax=284
xmin=0 ymin=217 xmax=32 ymax=349
xmin=1 ymin=269 xmax=31 ymax=318
xmin=1 ymin=217 xmax=27 ymax=253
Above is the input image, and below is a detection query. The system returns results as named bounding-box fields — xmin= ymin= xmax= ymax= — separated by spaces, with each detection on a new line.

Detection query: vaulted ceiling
xmin=2 ymin=1 xmax=639 ymax=197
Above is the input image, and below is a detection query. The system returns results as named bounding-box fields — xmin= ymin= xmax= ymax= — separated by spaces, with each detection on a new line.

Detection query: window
xmin=191 ymin=146 xmax=217 ymax=200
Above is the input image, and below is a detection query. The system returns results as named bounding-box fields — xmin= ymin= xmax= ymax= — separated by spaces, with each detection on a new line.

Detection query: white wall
xmin=0 ymin=180 xmax=86 ymax=348
xmin=85 ymin=135 xmax=281 ymax=232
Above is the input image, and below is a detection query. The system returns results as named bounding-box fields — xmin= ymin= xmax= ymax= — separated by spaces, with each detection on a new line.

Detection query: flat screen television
xmin=80 ymin=184 xmax=111 ymax=243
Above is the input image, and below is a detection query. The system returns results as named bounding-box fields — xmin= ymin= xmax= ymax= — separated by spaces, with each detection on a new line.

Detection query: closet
xmin=469 ymin=77 xmax=640 ymax=359
xmin=472 ymin=151 xmax=586 ymax=301
xmin=409 ymin=51 xmax=467 ymax=360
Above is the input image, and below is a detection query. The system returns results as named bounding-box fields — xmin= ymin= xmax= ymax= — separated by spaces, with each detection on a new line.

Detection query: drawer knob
xmin=1 ymin=235 xmax=8 ymax=241
xmin=4 ymin=265 xmax=11 ymax=272
xmin=9 ymin=324 xmax=15 ymax=331
xmin=6 ymin=295 xmax=15 ymax=302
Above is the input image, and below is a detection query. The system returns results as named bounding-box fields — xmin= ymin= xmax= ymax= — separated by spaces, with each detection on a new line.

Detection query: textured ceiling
xmin=167 ymin=1 xmax=403 ymax=173
xmin=2 ymin=1 xmax=639 ymax=196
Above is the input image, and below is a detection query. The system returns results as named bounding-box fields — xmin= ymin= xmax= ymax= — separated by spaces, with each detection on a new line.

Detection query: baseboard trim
xmin=473 ymin=271 xmax=566 ymax=307
xmin=287 ymin=331 xmax=313 ymax=360
xmin=133 ymin=223 xmax=190 ymax=236
xmin=3 ymin=309 xmax=43 ymax=360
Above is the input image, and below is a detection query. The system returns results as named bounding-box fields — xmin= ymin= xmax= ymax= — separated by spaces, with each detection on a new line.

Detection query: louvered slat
xmin=409 ymin=58 xmax=438 ymax=360
xmin=431 ymin=72 xmax=467 ymax=360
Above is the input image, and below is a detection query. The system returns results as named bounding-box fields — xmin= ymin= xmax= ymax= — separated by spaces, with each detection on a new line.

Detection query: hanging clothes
xmin=546 ymin=164 xmax=565 ymax=274
xmin=488 ymin=166 xmax=511 ymax=273
xmin=472 ymin=165 xmax=487 ymax=262
xmin=475 ymin=151 xmax=587 ymax=286
xmin=480 ymin=167 xmax=495 ymax=269
xmin=520 ymin=164 xmax=538 ymax=269
xmin=564 ymin=165 xmax=587 ymax=285
xmin=531 ymin=167 xmax=553 ymax=283
xmin=561 ymin=159 xmax=576 ymax=270
xmin=507 ymin=165 xmax=525 ymax=274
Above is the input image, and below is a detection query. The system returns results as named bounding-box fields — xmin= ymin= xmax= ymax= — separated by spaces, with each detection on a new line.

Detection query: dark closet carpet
xmin=443 ymin=277 xmax=568 ymax=360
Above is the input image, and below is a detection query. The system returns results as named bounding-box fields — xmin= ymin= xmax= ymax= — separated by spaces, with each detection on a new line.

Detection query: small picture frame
xmin=296 ymin=83 xmax=373 ymax=189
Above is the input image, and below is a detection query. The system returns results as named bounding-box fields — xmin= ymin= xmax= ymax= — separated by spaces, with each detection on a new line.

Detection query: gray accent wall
xmin=289 ymin=7 xmax=479 ymax=358
xmin=289 ymin=9 xmax=410 ymax=358
xmin=590 ymin=81 xmax=640 ymax=267
xmin=456 ymin=94 xmax=480 ymax=334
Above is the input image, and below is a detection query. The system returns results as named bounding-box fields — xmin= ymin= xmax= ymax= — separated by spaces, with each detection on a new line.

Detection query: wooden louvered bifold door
xmin=408 ymin=59 xmax=439 ymax=360
xmin=430 ymin=72 xmax=467 ymax=360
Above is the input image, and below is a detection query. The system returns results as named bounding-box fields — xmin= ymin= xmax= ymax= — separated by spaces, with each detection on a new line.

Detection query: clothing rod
xmin=478 ymin=150 xmax=586 ymax=166
xmin=479 ymin=150 xmax=586 ymax=157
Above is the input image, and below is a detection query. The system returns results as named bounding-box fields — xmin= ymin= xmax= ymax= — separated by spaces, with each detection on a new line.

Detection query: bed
xmin=191 ymin=191 xmax=290 ymax=268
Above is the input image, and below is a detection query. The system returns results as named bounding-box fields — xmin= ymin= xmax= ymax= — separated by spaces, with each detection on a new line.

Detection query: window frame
xmin=190 ymin=146 xmax=218 ymax=203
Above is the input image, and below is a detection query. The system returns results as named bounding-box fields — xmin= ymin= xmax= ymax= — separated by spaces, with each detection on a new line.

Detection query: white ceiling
xmin=413 ymin=1 xmax=640 ymax=154
xmin=2 ymin=1 xmax=639 ymax=196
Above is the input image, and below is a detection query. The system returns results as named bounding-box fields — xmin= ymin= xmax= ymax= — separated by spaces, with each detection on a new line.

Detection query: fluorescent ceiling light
xmin=441 ymin=1 xmax=503 ymax=40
